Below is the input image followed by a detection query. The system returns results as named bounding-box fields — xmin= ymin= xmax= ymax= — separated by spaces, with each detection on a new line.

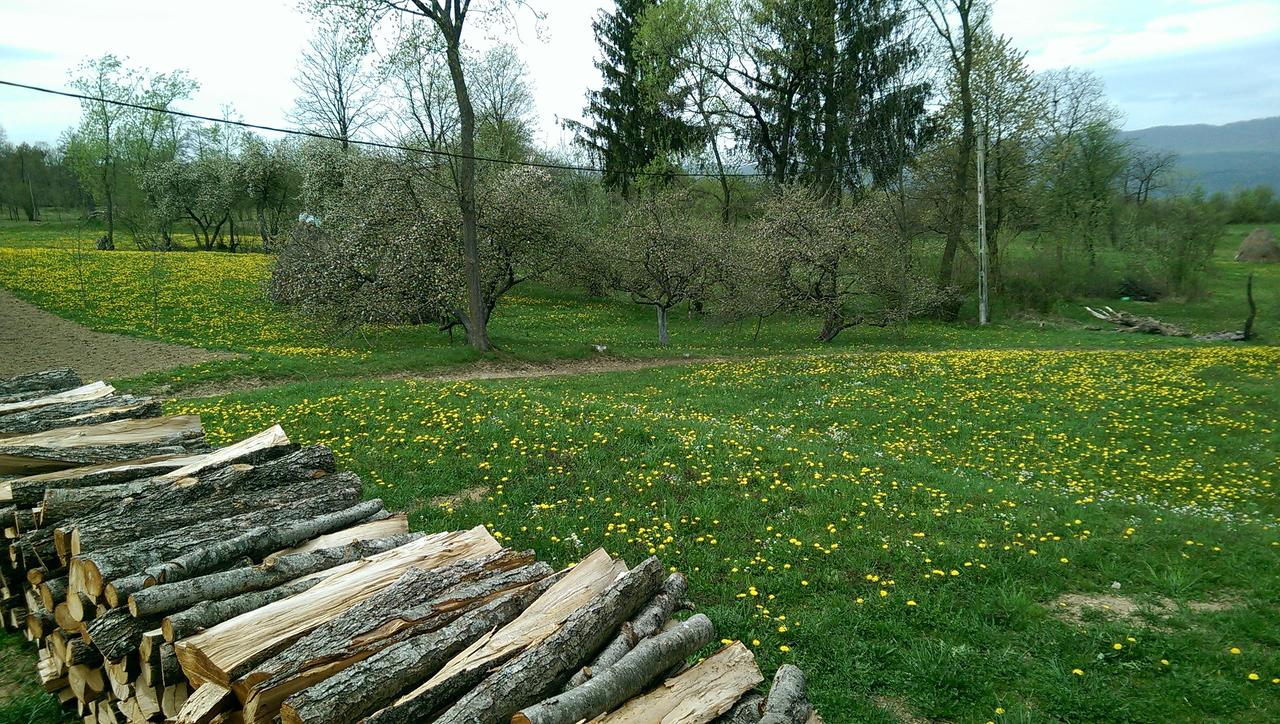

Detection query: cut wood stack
xmin=2 ymin=369 xmax=822 ymax=724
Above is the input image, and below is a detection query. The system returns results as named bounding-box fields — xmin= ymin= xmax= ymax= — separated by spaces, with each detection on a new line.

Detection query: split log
xmin=0 ymin=368 xmax=81 ymax=396
xmin=566 ymin=571 xmax=688 ymax=688
xmin=25 ymin=604 xmax=54 ymax=639
xmin=0 ymin=415 xmax=208 ymax=475
xmin=163 ymin=577 xmax=322 ymax=644
xmin=279 ymin=576 xmax=557 ymax=724
xmin=261 ymin=512 xmax=403 ymax=564
xmin=595 ymin=642 xmax=764 ymax=723
xmin=239 ymin=551 xmax=549 ymax=723
xmin=129 ymin=516 xmax=409 ymax=619
xmin=69 ymin=663 xmax=106 ymax=703
xmin=513 ymin=613 xmax=716 ymax=724
xmin=361 ymin=548 xmax=623 ymax=723
xmin=61 ymin=444 xmax=335 ymax=557
xmin=0 ymin=381 xmax=113 ymax=416
xmin=162 ymin=682 xmax=191 ymax=718
xmin=69 ymin=484 xmax=362 ymax=601
xmin=0 ymin=396 xmax=160 ymax=436
xmin=427 ymin=556 xmax=665 ymax=724
xmin=2 ymin=453 xmax=202 ymax=508
xmin=759 ymin=665 xmax=813 ymax=724
xmin=155 ymin=426 xmax=293 ymax=483
xmin=5 ymin=426 xmax=292 ymax=509
xmin=175 ymin=526 xmax=500 ymax=688
xmin=175 ymin=683 xmax=233 ymax=724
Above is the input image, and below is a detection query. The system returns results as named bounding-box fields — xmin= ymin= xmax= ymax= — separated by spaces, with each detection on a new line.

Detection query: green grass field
xmin=1 ymin=217 xmax=1278 ymax=722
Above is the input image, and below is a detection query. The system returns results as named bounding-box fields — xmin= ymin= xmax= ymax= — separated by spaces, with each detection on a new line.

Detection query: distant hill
xmin=1121 ymin=117 xmax=1280 ymax=194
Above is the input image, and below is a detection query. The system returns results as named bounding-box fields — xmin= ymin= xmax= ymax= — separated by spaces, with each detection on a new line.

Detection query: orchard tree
xmin=308 ymin=0 xmax=545 ymax=352
xmin=749 ymin=185 xmax=945 ymax=341
xmin=603 ymin=190 xmax=724 ymax=346
xmin=64 ymin=55 xmax=196 ymax=249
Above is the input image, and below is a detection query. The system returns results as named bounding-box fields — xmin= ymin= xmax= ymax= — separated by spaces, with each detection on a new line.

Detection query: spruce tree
xmin=572 ymin=0 xmax=702 ymax=197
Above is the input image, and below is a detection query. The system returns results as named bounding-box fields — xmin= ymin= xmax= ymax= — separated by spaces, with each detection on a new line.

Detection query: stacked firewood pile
xmin=1 ymin=368 xmax=822 ymax=724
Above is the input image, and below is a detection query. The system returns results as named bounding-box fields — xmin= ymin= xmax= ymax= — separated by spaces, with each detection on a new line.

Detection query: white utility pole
xmin=976 ymin=129 xmax=990 ymax=326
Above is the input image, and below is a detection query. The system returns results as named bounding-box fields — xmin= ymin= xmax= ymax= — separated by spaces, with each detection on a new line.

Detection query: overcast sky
xmin=1 ymin=0 xmax=1278 ymax=147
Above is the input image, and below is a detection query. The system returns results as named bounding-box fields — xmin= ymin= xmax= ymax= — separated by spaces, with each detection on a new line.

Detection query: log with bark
xmin=0 ymin=368 xmax=82 ymax=397
xmin=1084 ymin=306 xmax=1248 ymax=342
xmin=513 ymin=613 xmax=716 ymax=724
xmin=566 ymin=571 xmax=689 ymax=688
xmin=0 ymin=381 xmax=114 ymax=417
xmin=31 ymin=429 xmax=301 ymax=531
xmin=238 ymin=550 xmax=551 ymax=723
xmin=159 ymin=514 xmax=408 ymax=642
xmin=278 ymin=574 xmax=558 ymax=724
xmin=175 ymin=526 xmax=500 ymax=688
xmin=759 ymin=665 xmax=814 ymax=724
xmin=0 ymin=415 xmax=208 ymax=475
xmin=428 ymin=556 xmax=665 ymax=724
xmin=360 ymin=548 xmax=623 ymax=723
xmin=62 ymin=446 xmax=340 ymax=557
xmin=86 ymin=606 xmax=161 ymax=662
xmin=717 ymin=693 xmax=766 ymax=723
xmin=69 ymin=483 xmax=363 ymax=601
xmin=595 ymin=642 xmax=764 ymax=723
xmin=0 ymin=394 xmax=160 ymax=436
xmin=1 ymin=453 xmax=204 ymax=508
xmin=129 ymin=515 xmax=410 ymax=617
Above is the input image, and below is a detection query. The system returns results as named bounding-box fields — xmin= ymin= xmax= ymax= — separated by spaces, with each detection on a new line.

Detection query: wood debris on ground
xmin=0 ymin=368 xmax=821 ymax=723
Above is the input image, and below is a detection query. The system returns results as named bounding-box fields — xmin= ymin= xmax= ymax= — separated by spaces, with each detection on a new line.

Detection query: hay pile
xmin=1235 ymin=227 xmax=1280 ymax=263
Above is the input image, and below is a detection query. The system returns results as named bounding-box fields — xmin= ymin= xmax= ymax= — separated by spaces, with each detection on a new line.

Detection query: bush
xmin=1119 ymin=195 xmax=1224 ymax=299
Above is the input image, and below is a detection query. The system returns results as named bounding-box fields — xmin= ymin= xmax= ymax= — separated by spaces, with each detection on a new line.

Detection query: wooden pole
xmin=976 ymin=128 xmax=989 ymax=326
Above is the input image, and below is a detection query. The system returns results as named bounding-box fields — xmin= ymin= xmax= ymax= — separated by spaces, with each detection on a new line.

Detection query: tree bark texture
xmin=513 ymin=613 xmax=715 ymax=724
xmin=567 ymin=571 xmax=688 ymax=688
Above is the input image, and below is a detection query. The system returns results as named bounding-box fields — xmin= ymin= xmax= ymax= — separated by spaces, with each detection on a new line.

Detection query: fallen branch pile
xmin=1 ymin=368 xmax=822 ymax=724
xmin=1084 ymin=306 xmax=1247 ymax=342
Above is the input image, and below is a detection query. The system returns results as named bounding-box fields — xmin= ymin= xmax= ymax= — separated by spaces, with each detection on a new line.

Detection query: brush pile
xmin=1 ymin=368 xmax=821 ymax=724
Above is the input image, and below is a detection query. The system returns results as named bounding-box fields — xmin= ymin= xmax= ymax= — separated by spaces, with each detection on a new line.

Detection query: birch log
xmin=759 ymin=665 xmax=813 ymax=724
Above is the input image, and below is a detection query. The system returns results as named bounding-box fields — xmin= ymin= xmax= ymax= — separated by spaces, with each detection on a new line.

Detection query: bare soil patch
xmin=428 ymin=485 xmax=492 ymax=510
xmin=164 ymin=356 xmax=728 ymax=400
xmin=390 ymin=354 xmax=727 ymax=383
xmin=874 ymin=695 xmax=941 ymax=724
xmin=1048 ymin=592 xmax=1243 ymax=630
xmin=0 ymin=288 xmax=236 ymax=381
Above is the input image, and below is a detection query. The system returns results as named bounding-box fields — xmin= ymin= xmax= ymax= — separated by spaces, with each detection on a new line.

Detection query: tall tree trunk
xmin=939 ymin=1 xmax=976 ymax=289
xmin=656 ymin=306 xmax=669 ymax=347
xmin=441 ymin=23 xmax=489 ymax=353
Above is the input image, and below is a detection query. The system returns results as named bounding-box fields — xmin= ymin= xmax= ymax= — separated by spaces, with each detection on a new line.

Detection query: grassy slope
xmin=1 ymin=219 xmax=1278 ymax=722
xmin=167 ymin=347 xmax=1280 ymax=722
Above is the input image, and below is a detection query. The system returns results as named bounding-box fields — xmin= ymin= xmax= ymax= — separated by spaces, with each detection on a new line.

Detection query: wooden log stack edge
xmin=0 ymin=369 xmax=823 ymax=724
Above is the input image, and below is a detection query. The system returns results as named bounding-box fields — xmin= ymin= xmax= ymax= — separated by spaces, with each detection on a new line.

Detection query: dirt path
xmin=173 ymin=355 xmax=728 ymax=399
xmin=0 ymin=288 xmax=235 ymax=380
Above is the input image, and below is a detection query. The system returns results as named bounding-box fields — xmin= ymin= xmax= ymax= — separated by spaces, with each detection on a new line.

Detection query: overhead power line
xmin=0 ymin=78 xmax=769 ymax=179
